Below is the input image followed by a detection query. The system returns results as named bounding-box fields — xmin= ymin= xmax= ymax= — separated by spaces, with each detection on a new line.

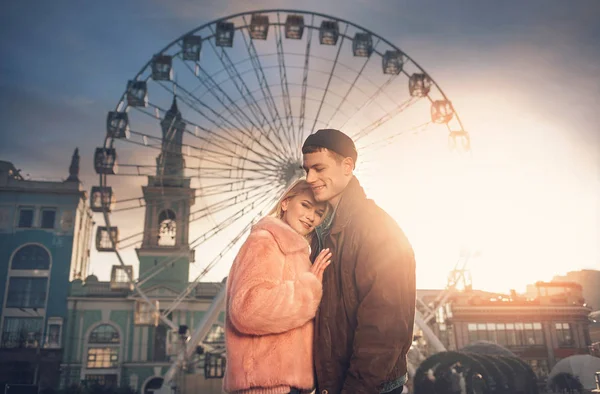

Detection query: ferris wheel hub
xmin=280 ymin=159 xmax=304 ymax=187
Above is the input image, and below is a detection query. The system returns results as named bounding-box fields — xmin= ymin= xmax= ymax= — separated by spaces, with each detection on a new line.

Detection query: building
xmin=0 ymin=151 xmax=94 ymax=390
xmin=60 ymin=98 xmax=226 ymax=393
xmin=528 ymin=269 xmax=600 ymax=344
xmin=60 ymin=275 xmax=224 ymax=393
xmin=425 ymin=282 xmax=593 ymax=384
xmin=550 ymin=270 xmax=600 ymax=310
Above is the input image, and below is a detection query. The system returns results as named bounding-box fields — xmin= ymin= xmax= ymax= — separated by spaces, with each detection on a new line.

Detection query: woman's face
xmin=281 ymin=190 xmax=327 ymax=236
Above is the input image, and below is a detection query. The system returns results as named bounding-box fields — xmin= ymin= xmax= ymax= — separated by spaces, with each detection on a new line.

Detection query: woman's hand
xmin=310 ymin=248 xmax=332 ymax=283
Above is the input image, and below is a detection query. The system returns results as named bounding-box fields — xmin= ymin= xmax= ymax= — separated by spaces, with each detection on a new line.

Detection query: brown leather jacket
xmin=312 ymin=177 xmax=416 ymax=394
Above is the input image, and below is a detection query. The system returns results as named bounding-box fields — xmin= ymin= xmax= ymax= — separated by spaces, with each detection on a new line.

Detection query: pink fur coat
xmin=223 ymin=216 xmax=323 ymax=394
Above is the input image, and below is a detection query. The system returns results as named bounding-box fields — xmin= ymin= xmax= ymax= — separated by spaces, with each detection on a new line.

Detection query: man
xmin=302 ymin=129 xmax=416 ymax=394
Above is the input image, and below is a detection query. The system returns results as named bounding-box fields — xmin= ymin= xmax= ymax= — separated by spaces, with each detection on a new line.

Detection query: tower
xmin=136 ymin=97 xmax=195 ymax=290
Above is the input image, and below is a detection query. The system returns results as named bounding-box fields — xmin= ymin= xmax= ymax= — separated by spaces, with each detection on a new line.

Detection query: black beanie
xmin=302 ymin=129 xmax=358 ymax=164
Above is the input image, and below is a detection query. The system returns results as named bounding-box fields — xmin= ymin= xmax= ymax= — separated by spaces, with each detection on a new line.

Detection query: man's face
xmin=302 ymin=150 xmax=351 ymax=204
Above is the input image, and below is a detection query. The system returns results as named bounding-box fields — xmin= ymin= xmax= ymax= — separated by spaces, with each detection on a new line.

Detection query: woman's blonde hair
xmin=268 ymin=179 xmax=329 ymax=221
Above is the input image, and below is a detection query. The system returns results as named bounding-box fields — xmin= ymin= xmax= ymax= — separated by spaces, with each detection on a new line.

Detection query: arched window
xmin=89 ymin=324 xmax=120 ymax=344
xmin=11 ymin=245 xmax=50 ymax=270
xmin=87 ymin=324 xmax=120 ymax=369
xmin=157 ymin=209 xmax=176 ymax=246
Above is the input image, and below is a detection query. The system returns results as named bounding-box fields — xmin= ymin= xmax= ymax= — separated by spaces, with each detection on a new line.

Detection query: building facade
xmin=428 ymin=282 xmax=592 ymax=384
xmin=0 ymin=152 xmax=94 ymax=390
xmin=60 ymin=275 xmax=225 ymax=393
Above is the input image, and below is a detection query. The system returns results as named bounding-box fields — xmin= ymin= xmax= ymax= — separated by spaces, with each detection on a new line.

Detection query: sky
xmin=1 ymin=0 xmax=599 ymax=293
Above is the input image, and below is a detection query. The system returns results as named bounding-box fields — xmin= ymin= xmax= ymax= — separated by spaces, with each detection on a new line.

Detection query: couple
xmin=224 ymin=129 xmax=417 ymax=394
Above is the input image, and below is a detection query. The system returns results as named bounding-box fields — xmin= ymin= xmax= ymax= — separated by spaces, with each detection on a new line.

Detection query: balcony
xmin=1 ymin=331 xmax=42 ymax=349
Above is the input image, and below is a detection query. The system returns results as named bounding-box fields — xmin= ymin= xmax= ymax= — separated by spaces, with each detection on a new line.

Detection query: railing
xmin=1 ymin=331 xmax=42 ymax=349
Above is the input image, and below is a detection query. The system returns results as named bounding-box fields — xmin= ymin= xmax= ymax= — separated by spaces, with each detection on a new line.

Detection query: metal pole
xmin=414 ymin=309 xmax=447 ymax=353
xmin=162 ymin=282 xmax=226 ymax=387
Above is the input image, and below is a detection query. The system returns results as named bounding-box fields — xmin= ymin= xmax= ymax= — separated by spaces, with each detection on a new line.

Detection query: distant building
xmin=550 ymin=270 xmax=600 ymax=310
xmin=527 ymin=269 xmax=600 ymax=344
xmin=0 ymin=151 xmax=94 ymax=390
xmin=426 ymin=281 xmax=592 ymax=384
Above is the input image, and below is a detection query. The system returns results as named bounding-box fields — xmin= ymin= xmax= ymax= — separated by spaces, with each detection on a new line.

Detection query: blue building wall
xmin=0 ymin=190 xmax=84 ymax=328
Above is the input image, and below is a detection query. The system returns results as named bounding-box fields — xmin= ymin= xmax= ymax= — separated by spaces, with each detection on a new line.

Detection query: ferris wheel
xmin=91 ymin=8 xmax=470 ymax=386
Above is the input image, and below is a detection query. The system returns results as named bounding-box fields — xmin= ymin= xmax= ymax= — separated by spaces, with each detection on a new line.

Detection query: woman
xmin=224 ymin=179 xmax=332 ymax=394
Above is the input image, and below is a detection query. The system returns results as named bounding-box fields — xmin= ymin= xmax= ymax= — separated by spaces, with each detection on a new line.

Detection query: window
xmin=152 ymin=325 xmax=168 ymax=362
xmin=11 ymin=244 xmax=51 ymax=270
xmin=18 ymin=207 xmax=34 ymax=228
xmin=533 ymin=323 xmax=544 ymax=345
xmin=87 ymin=348 xmax=119 ymax=368
xmin=477 ymin=323 xmax=488 ymax=340
xmin=45 ymin=317 xmax=63 ymax=348
xmin=157 ymin=209 xmax=176 ymax=246
xmin=506 ymin=323 xmax=517 ymax=346
xmin=524 ymin=323 xmax=535 ymax=345
xmin=556 ymin=323 xmax=574 ymax=347
xmin=1 ymin=317 xmax=43 ymax=348
xmin=468 ymin=323 xmax=478 ymax=343
xmin=487 ymin=323 xmax=497 ymax=343
xmin=466 ymin=322 xmax=544 ymax=347
xmin=6 ymin=277 xmax=48 ymax=308
xmin=515 ymin=323 xmax=525 ymax=345
xmin=40 ymin=209 xmax=56 ymax=229
xmin=89 ymin=324 xmax=120 ymax=344
xmin=496 ymin=323 xmax=507 ymax=346
xmin=87 ymin=324 xmax=120 ymax=370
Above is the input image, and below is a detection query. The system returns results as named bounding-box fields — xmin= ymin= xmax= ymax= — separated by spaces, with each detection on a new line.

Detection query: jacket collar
xmin=330 ymin=176 xmax=366 ymax=235
xmin=253 ymin=216 xmax=309 ymax=254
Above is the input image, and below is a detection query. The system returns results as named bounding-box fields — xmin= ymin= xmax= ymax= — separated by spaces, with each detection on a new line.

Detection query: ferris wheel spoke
xmin=205 ymin=27 xmax=292 ymax=159
xmin=274 ymin=12 xmax=298 ymax=153
xmin=298 ymin=14 xmax=315 ymax=155
xmin=238 ymin=20 xmax=292 ymax=157
xmin=130 ymin=127 xmax=278 ymax=172
xmin=115 ymin=180 xmax=279 ymax=250
xmin=133 ymin=103 xmax=282 ymax=171
xmin=352 ymin=97 xmax=420 ymax=142
xmin=112 ymin=175 xmax=271 ymax=213
xmin=358 ymin=121 xmax=432 ymax=158
xmin=136 ymin=186 xmax=280 ymax=290
xmin=339 ymin=74 xmax=400 ymax=133
xmin=187 ymin=165 xmax=279 ymax=179
xmin=309 ymin=23 xmax=350 ymax=133
xmin=163 ymin=193 xmax=278 ymax=317
xmin=195 ymin=175 xmax=280 ymax=196
xmin=179 ymin=58 xmax=290 ymax=159
xmin=189 ymin=184 xmax=283 ymax=248
xmin=325 ymin=38 xmax=383 ymax=129
xmin=189 ymin=182 xmax=281 ymax=225
xmin=142 ymin=104 xmax=280 ymax=169
xmin=161 ymin=82 xmax=289 ymax=165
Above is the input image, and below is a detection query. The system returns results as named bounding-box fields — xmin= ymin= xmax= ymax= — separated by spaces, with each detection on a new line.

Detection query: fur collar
xmin=253 ymin=216 xmax=309 ymax=254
